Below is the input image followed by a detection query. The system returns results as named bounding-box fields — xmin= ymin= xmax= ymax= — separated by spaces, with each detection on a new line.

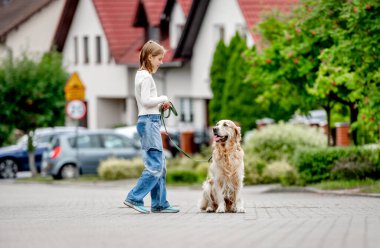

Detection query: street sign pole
xmin=66 ymin=100 xmax=87 ymax=165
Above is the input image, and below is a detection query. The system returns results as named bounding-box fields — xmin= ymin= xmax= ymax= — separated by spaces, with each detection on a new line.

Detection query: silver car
xmin=42 ymin=130 xmax=141 ymax=179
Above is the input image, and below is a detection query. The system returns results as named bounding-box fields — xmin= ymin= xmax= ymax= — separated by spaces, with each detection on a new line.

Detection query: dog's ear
xmin=234 ymin=125 xmax=241 ymax=143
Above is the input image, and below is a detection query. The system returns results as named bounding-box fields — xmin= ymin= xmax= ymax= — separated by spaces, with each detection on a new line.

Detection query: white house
xmin=54 ymin=0 xmax=297 ymax=131
xmin=0 ymin=0 xmax=65 ymax=60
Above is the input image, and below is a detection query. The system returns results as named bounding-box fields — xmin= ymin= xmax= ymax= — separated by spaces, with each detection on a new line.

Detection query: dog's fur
xmin=199 ymin=120 xmax=245 ymax=213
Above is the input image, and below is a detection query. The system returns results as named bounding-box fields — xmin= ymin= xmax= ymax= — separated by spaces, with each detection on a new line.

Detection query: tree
xmin=247 ymin=0 xmax=380 ymax=145
xmin=0 ymin=51 xmax=68 ymax=175
xmin=246 ymin=11 xmax=321 ymax=123
xmin=307 ymin=0 xmax=380 ymax=144
xmin=222 ymin=33 xmax=262 ymax=134
xmin=209 ymin=40 xmax=229 ymax=126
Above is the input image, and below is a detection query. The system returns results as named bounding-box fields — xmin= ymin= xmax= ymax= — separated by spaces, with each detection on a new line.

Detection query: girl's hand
xmin=161 ymin=102 xmax=170 ymax=111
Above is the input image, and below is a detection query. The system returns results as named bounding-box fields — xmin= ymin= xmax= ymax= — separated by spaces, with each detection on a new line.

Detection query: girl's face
xmin=149 ymin=53 xmax=164 ymax=73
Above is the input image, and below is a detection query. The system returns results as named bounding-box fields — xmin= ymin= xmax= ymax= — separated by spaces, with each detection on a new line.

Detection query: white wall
xmin=0 ymin=0 xmax=65 ymax=60
xmin=62 ymin=0 xmax=128 ymax=129
xmin=169 ymin=2 xmax=186 ymax=49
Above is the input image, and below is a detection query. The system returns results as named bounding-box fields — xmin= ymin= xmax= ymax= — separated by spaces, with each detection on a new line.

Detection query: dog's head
xmin=212 ymin=120 xmax=241 ymax=144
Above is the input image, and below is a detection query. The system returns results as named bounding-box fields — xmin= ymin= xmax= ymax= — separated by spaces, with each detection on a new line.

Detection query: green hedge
xmin=98 ymin=158 xmax=144 ymax=180
xmin=244 ymin=123 xmax=327 ymax=163
xmin=243 ymin=123 xmax=326 ymax=185
xmin=166 ymin=169 xmax=200 ymax=184
xmin=98 ymin=155 xmax=210 ymax=184
xmin=294 ymin=146 xmax=380 ymax=183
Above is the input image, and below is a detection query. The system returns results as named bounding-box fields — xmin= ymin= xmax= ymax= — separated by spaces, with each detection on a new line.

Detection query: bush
xmin=294 ymin=146 xmax=380 ymax=183
xmin=331 ymin=147 xmax=380 ymax=180
xmin=98 ymin=158 xmax=144 ymax=180
xmin=166 ymin=148 xmax=211 ymax=184
xmin=262 ymin=160 xmax=299 ymax=185
xmin=244 ymin=123 xmax=327 ymax=163
xmin=97 ymin=156 xmax=209 ymax=184
xmin=244 ymin=154 xmax=266 ymax=184
xmin=166 ymin=169 xmax=200 ymax=184
xmin=242 ymin=123 xmax=326 ymax=185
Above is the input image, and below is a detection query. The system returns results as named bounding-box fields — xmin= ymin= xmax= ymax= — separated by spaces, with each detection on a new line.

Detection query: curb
xmin=263 ymin=185 xmax=380 ymax=198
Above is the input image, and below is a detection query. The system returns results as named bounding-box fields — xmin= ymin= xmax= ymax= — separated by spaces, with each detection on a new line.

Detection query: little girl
xmin=124 ymin=40 xmax=179 ymax=214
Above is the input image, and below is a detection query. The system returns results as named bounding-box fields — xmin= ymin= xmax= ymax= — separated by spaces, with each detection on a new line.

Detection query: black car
xmin=0 ymin=127 xmax=85 ymax=179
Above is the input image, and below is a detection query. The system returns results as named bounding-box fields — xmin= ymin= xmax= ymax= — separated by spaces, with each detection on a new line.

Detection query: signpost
xmin=64 ymin=72 xmax=87 ymax=127
xmin=64 ymin=73 xmax=87 ymax=158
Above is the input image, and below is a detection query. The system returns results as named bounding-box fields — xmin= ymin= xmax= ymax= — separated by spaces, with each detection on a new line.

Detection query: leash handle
xmin=160 ymin=102 xmax=212 ymax=163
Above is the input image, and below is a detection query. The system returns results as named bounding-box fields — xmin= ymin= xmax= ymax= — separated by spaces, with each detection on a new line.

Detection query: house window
xmin=95 ymin=36 xmax=102 ymax=64
xmin=180 ymin=98 xmax=193 ymax=123
xmin=176 ymin=24 xmax=184 ymax=45
xmin=236 ymin=24 xmax=248 ymax=41
xmin=214 ymin=24 xmax=225 ymax=43
xmin=83 ymin=36 xmax=89 ymax=64
xmin=74 ymin=36 xmax=78 ymax=65
xmin=108 ymin=48 xmax=113 ymax=63
xmin=148 ymin=27 xmax=160 ymax=42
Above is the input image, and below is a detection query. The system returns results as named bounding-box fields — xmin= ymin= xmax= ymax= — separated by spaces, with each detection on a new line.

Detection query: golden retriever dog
xmin=199 ymin=120 xmax=245 ymax=213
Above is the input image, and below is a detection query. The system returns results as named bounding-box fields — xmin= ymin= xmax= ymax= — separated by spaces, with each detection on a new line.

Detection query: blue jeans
xmin=126 ymin=114 xmax=170 ymax=211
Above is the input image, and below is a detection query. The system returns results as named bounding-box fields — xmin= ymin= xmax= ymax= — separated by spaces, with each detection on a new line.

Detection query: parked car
xmin=115 ymin=125 xmax=211 ymax=157
xmin=42 ymin=129 xmax=141 ymax=179
xmin=115 ymin=125 xmax=176 ymax=158
xmin=289 ymin=109 xmax=327 ymax=126
xmin=0 ymin=126 xmax=86 ymax=179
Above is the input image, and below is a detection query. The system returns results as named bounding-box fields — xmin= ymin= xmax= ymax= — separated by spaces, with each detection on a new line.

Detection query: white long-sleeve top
xmin=135 ymin=70 xmax=168 ymax=116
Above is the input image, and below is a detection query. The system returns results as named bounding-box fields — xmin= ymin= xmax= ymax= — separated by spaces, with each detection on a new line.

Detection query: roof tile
xmin=141 ymin=0 xmax=166 ymax=26
xmin=177 ymin=0 xmax=192 ymax=17
xmin=238 ymin=0 xmax=298 ymax=46
xmin=93 ymin=0 xmax=144 ymax=63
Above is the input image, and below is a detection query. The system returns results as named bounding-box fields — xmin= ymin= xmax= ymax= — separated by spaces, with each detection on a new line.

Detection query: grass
xmin=312 ymin=179 xmax=380 ymax=194
xmin=16 ymin=175 xmax=101 ymax=184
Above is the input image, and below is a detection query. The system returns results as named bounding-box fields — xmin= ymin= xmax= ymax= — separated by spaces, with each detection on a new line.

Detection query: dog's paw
xmin=237 ymin=207 xmax=245 ymax=213
xmin=229 ymin=207 xmax=237 ymax=213
xmin=206 ymin=207 xmax=215 ymax=213
xmin=216 ymin=206 xmax=225 ymax=213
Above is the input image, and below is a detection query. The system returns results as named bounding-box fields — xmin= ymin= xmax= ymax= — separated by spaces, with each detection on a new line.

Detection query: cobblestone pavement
xmin=1 ymin=180 xmax=380 ymax=248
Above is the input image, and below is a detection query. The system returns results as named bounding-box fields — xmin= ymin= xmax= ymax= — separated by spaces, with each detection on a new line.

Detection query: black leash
xmin=160 ymin=102 xmax=212 ymax=163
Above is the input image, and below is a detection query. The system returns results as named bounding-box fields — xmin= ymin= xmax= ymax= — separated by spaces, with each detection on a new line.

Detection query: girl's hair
xmin=139 ymin=40 xmax=166 ymax=73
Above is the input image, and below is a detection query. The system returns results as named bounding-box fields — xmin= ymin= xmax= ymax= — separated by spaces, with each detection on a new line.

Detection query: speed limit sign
xmin=66 ymin=100 xmax=86 ymax=120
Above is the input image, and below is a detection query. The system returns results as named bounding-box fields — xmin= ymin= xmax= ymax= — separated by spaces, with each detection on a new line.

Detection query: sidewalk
xmin=0 ymin=180 xmax=380 ymax=248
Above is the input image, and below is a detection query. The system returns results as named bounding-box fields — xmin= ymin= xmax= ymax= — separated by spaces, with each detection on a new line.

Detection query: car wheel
xmin=0 ymin=159 xmax=18 ymax=179
xmin=59 ymin=164 xmax=79 ymax=180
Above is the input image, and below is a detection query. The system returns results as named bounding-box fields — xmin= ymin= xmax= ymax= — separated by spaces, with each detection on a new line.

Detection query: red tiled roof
xmin=93 ymin=0 xmax=144 ymax=63
xmin=93 ymin=0 xmax=189 ymax=65
xmin=119 ymin=0 xmax=192 ymax=65
xmin=177 ymin=0 xmax=192 ymax=17
xmin=118 ymin=31 xmax=177 ymax=65
xmin=141 ymin=0 xmax=166 ymax=26
xmin=238 ymin=0 xmax=298 ymax=46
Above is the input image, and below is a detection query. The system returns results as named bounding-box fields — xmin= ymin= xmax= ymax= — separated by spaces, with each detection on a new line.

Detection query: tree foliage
xmin=222 ymin=34 xmax=262 ymax=134
xmin=209 ymin=40 xmax=229 ymax=126
xmin=246 ymin=0 xmax=380 ymax=145
xmin=0 ymin=51 xmax=68 ymax=146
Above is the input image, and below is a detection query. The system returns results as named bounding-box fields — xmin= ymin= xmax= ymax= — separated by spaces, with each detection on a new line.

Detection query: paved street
xmin=1 ymin=180 xmax=380 ymax=248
